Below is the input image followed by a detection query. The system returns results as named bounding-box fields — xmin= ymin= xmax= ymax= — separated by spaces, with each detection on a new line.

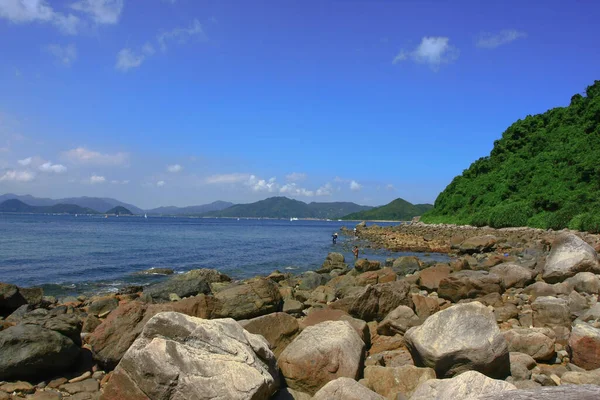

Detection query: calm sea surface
xmin=0 ymin=214 xmax=449 ymax=297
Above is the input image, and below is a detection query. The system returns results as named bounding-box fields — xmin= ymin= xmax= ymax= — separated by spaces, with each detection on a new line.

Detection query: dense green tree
xmin=422 ymin=80 xmax=600 ymax=232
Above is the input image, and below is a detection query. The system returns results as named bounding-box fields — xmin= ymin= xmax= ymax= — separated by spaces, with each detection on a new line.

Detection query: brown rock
xmin=568 ymin=323 xmax=600 ymax=370
xmin=355 ymin=259 xmax=381 ymax=273
xmin=377 ymin=305 xmax=421 ymax=336
xmin=300 ymin=308 xmax=369 ymax=346
xmin=503 ymin=328 xmax=556 ymax=361
xmin=312 ymin=377 xmax=384 ymax=400
xmin=239 ymin=312 xmax=299 ymax=358
xmin=412 ymin=294 xmax=440 ymax=321
xmin=0 ymin=381 xmax=35 ymax=394
xmin=418 ymin=264 xmax=451 ymax=291
xmin=438 ymin=270 xmax=502 ymax=303
xmin=363 ymin=365 xmax=436 ymax=399
xmin=348 ymin=280 xmax=412 ymax=322
xmin=459 ymin=235 xmax=498 ymax=254
xmin=214 ymin=277 xmax=283 ymax=320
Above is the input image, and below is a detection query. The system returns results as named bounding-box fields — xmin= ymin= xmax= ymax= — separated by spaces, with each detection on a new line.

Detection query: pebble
xmin=68 ymin=372 xmax=91 ymax=384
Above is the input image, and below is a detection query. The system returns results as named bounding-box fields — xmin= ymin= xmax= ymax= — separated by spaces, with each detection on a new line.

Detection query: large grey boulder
xmin=142 ymin=268 xmax=229 ymax=302
xmin=438 ymin=270 xmax=502 ymax=303
xmin=278 ymin=320 xmax=365 ymax=395
xmin=565 ymin=272 xmax=600 ymax=294
xmin=318 ymin=252 xmax=347 ymax=273
xmin=532 ymin=296 xmax=571 ymax=329
xmin=410 ymin=370 xmax=516 ymax=400
xmin=348 ymin=280 xmax=412 ymax=322
xmin=376 ymin=305 xmax=421 ymax=336
xmin=477 ymin=385 xmax=600 ymax=400
xmin=312 ymin=377 xmax=384 ymax=400
xmin=0 ymin=282 xmax=27 ymax=316
xmin=214 ymin=277 xmax=283 ymax=320
xmin=542 ymin=233 xmax=600 ymax=283
xmin=0 ymin=324 xmax=80 ymax=381
xmin=459 ymin=235 xmax=498 ymax=254
xmin=100 ymin=312 xmax=279 ymax=400
xmin=404 ymin=302 xmax=510 ymax=378
xmin=489 ymin=263 xmax=534 ymax=289
xmin=503 ymin=328 xmax=556 ymax=361
xmin=239 ymin=312 xmax=299 ymax=358
xmin=391 ymin=256 xmax=421 ymax=275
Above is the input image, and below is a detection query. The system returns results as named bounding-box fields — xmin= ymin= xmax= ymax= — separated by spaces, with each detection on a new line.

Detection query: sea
xmin=0 ymin=213 xmax=450 ymax=297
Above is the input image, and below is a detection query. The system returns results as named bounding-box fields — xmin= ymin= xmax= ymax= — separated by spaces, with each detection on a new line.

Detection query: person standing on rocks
xmin=332 ymin=232 xmax=338 ymax=244
xmin=352 ymin=245 xmax=359 ymax=258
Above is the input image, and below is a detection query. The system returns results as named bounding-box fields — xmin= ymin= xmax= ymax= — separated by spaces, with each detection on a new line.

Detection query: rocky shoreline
xmin=2 ymin=223 xmax=600 ymax=399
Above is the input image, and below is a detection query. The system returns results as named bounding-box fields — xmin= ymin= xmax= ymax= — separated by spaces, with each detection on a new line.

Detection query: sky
xmin=0 ymin=0 xmax=598 ymax=209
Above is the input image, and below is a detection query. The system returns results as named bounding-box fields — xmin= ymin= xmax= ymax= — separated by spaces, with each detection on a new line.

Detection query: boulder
xmin=356 ymin=268 xmax=396 ymax=286
xmin=568 ymin=323 xmax=600 ymax=370
xmin=100 ymin=312 xmax=279 ymax=400
xmin=377 ymin=305 xmax=421 ymax=336
xmin=362 ymin=365 xmax=435 ymax=399
xmin=391 ymin=256 xmax=421 ymax=275
xmin=306 ymin=285 xmax=336 ymax=305
xmin=489 ymin=263 xmax=534 ymax=289
xmin=509 ymin=352 xmax=536 ymax=381
xmin=299 ymin=308 xmax=369 ymax=345
xmin=0 ymin=282 xmax=27 ymax=316
xmin=239 ymin=312 xmax=299 ymax=358
xmin=297 ymin=272 xmax=329 ymax=291
xmin=561 ymin=370 xmax=600 ymax=385
xmin=312 ymin=377 xmax=384 ymax=400
xmin=418 ymin=264 xmax=451 ymax=291
xmin=565 ymin=272 xmax=600 ymax=294
xmin=18 ymin=287 xmax=44 ymax=307
xmin=142 ymin=269 xmax=226 ymax=302
xmin=404 ymin=302 xmax=510 ymax=378
xmin=542 ymin=233 xmax=600 ymax=283
xmin=279 ymin=321 xmax=365 ymax=395
xmin=139 ymin=267 xmax=174 ymax=275
xmin=348 ymin=280 xmax=412 ymax=322
xmin=477 ymin=385 xmax=600 ymax=400
xmin=214 ymin=277 xmax=283 ymax=320
xmin=89 ymin=295 xmax=218 ymax=369
xmin=88 ymin=296 xmax=119 ymax=316
xmin=0 ymin=324 xmax=80 ymax=381
xmin=355 ymin=259 xmax=381 ymax=273
xmin=438 ymin=270 xmax=502 ymax=303
xmin=410 ymin=370 xmax=516 ymax=400
xmin=503 ymin=328 xmax=556 ymax=361
xmin=459 ymin=235 xmax=498 ymax=254
xmin=412 ymin=294 xmax=440 ymax=321
xmin=532 ymin=296 xmax=571 ymax=329
xmin=319 ymin=253 xmax=347 ymax=273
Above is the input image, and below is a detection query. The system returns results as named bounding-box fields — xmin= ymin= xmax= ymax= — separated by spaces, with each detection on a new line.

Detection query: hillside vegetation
xmin=342 ymin=198 xmax=432 ymax=221
xmin=0 ymin=199 xmax=98 ymax=214
xmin=422 ymin=80 xmax=600 ymax=232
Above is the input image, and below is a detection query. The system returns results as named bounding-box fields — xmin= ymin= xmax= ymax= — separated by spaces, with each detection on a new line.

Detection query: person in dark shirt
xmin=332 ymin=232 xmax=338 ymax=244
xmin=352 ymin=245 xmax=359 ymax=258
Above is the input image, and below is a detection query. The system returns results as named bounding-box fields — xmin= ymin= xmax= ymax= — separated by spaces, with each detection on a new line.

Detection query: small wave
xmin=284 ymin=266 xmax=299 ymax=270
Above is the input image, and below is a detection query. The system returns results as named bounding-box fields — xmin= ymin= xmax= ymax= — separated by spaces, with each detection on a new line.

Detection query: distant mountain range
xmin=146 ymin=201 xmax=234 ymax=216
xmin=0 ymin=193 xmax=144 ymax=214
xmin=0 ymin=199 xmax=99 ymax=215
xmin=342 ymin=198 xmax=433 ymax=221
xmin=1 ymin=193 xmax=426 ymax=220
xmin=205 ymin=196 xmax=372 ymax=219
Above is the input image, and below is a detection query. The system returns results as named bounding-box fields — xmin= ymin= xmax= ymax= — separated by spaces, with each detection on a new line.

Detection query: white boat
xmin=290 ymin=217 xmax=298 ymax=221
xmin=144 ymin=213 xmax=147 ymax=219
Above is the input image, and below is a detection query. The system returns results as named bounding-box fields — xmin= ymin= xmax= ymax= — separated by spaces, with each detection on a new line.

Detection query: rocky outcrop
xmin=0 ymin=324 xmax=80 ymax=381
xmin=489 ymin=263 xmax=534 ymax=289
xmin=459 ymin=235 xmax=498 ymax=254
xmin=354 ymin=259 xmax=381 ymax=273
xmin=312 ymin=377 xmax=384 ymax=400
xmin=569 ymin=323 xmax=600 ymax=370
xmin=348 ymin=280 xmax=412 ymax=322
xmin=318 ymin=253 xmax=347 ymax=273
xmin=438 ymin=270 xmax=502 ymax=303
xmin=418 ymin=264 xmax=451 ymax=291
xmin=391 ymin=256 xmax=421 ymax=275
xmin=142 ymin=268 xmax=229 ymax=302
xmin=362 ymin=365 xmax=435 ymax=399
xmin=278 ymin=320 xmax=365 ymax=395
xmin=0 ymin=282 xmax=42 ymax=316
xmin=410 ymin=370 xmax=516 ymax=400
xmin=503 ymin=328 xmax=556 ymax=361
xmin=542 ymin=233 xmax=600 ymax=283
xmin=101 ymin=312 xmax=279 ymax=400
xmin=404 ymin=302 xmax=510 ymax=378
xmin=214 ymin=277 xmax=283 ymax=320
xmin=239 ymin=312 xmax=299 ymax=358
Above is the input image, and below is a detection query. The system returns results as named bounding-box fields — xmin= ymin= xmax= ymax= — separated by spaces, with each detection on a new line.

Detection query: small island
xmin=105 ymin=206 xmax=133 ymax=216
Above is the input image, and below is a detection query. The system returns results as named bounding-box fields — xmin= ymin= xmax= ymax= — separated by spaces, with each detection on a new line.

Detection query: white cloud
xmin=350 ymin=180 xmax=362 ymax=191
xmin=205 ymin=173 xmax=251 ymax=184
xmin=63 ymin=147 xmax=129 ymax=166
xmin=18 ymin=157 xmax=32 ymax=166
xmin=386 ymin=184 xmax=396 ymax=191
xmin=70 ymin=0 xmax=123 ymax=24
xmin=316 ymin=183 xmax=333 ymax=196
xmin=46 ymin=43 xmax=77 ymax=66
xmin=156 ymin=180 xmax=165 ymax=187
xmin=88 ymin=174 xmax=105 ymax=184
xmin=280 ymin=183 xmax=314 ymax=197
xmin=157 ymin=18 xmax=206 ymax=52
xmin=393 ymin=36 xmax=459 ymax=71
xmin=167 ymin=164 xmax=182 ymax=173
xmin=476 ymin=29 xmax=527 ymax=49
xmin=285 ymin=172 xmax=307 ymax=182
xmin=115 ymin=48 xmax=145 ymax=72
xmin=0 ymin=0 xmax=79 ymax=34
xmin=110 ymin=179 xmax=128 ymax=184
xmin=39 ymin=161 xmax=67 ymax=173
xmin=0 ymin=169 xmax=35 ymax=182
xmin=246 ymin=175 xmax=278 ymax=192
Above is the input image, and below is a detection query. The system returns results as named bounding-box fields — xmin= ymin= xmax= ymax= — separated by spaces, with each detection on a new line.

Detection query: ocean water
xmin=0 ymin=214 xmax=450 ymax=297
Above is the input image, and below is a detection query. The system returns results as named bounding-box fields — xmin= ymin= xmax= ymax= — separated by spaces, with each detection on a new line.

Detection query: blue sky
xmin=0 ymin=0 xmax=598 ymax=209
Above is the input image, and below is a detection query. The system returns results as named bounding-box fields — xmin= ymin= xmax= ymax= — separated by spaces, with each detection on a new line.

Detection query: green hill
xmin=206 ymin=196 xmax=371 ymax=219
xmin=422 ymin=80 xmax=600 ymax=233
xmin=341 ymin=198 xmax=433 ymax=221
xmin=106 ymin=206 xmax=133 ymax=215
xmin=0 ymin=199 xmax=99 ymax=214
